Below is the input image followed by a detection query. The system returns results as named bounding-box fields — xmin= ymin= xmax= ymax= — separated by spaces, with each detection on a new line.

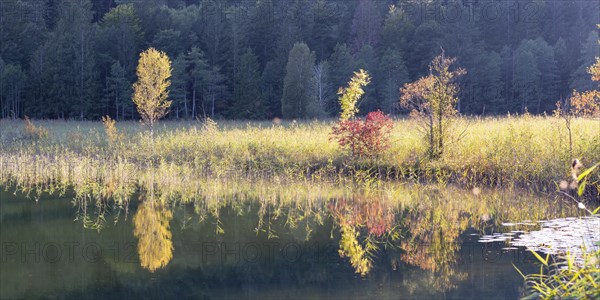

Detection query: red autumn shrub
xmin=331 ymin=110 xmax=394 ymax=157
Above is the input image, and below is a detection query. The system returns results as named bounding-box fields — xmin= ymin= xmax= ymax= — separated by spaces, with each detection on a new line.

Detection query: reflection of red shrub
xmin=328 ymin=199 xmax=395 ymax=238
xmin=331 ymin=110 xmax=394 ymax=157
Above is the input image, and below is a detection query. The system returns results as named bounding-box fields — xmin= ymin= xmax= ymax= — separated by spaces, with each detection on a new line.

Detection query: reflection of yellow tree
xmin=329 ymin=199 xmax=397 ymax=276
xmin=133 ymin=201 xmax=174 ymax=272
xmin=338 ymin=222 xmax=372 ymax=276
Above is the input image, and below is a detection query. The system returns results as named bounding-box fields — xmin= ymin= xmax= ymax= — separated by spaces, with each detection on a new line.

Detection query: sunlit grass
xmin=1 ymin=116 xmax=598 ymax=196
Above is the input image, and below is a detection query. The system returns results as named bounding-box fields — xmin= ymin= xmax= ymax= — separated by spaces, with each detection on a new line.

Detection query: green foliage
xmin=577 ymin=162 xmax=600 ymax=198
xmin=0 ymin=0 xmax=599 ymax=119
xmin=203 ymin=66 xmax=227 ymax=118
xmin=409 ymin=20 xmax=444 ymax=77
xmin=0 ymin=62 xmax=26 ymax=118
xmin=33 ymin=0 xmax=98 ymax=119
xmin=184 ymin=47 xmax=209 ymax=118
xmin=281 ymin=42 xmax=317 ymax=119
xmin=381 ymin=5 xmax=414 ymax=54
xmin=378 ymin=48 xmax=409 ymax=114
xmin=261 ymin=60 xmax=285 ymax=119
xmin=354 ymin=45 xmax=378 ymax=112
xmin=233 ymin=48 xmax=263 ymax=119
xmin=522 ymin=250 xmax=600 ymax=300
xmin=351 ymin=0 xmax=383 ymax=51
xmin=98 ymin=3 xmax=143 ymax=74
xmin=103 ymin=61 xmax=132 ymax=120
xmin=327 ymin=43 xmax=355 ymax=115
xmin=467 ymin=51 xmax=504 ymax=114
xmin=515 ymin=38 xmax=560 ymax=113
xmin=96 ymin=3 xmax=143 ymax=118
xmin=152 ymin=29 xmax=183 ymax=58
xmin=571 ymin=31 xmax=600 ymax=92
xmin=170 ymin=55 xmax=189 ymax=119
xmin=514 ymin=46 xmax=541 ymax=113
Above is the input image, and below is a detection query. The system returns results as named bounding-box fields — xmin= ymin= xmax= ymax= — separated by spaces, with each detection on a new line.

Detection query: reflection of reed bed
xmin=0 ymin=157 xmax=584 ymax=231
xmin=1 ymin=117 xmax=599 ymax=194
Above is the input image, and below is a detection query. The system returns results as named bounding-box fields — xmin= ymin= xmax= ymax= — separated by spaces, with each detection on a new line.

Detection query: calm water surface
xmin=0 ymin=186 xmax=588 ymax=299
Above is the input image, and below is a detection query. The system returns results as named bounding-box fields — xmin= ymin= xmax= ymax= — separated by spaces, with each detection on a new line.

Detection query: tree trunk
xmin=429 ymin=113 xmax=434 ymax=158
xmin=80 ymin=28 xmax=85 ymax=120
xmin=438 ymin=109 xmax=443 ymax=157
xmin=115 ymin=92 xmax=119 ymax=121
xmin=211 ymin=92 xmax=215 ymax=117
xmin=192 ymin=85 xmax=196 ymax=118
xmin=184 ymin=95 xmax=188 ymax=119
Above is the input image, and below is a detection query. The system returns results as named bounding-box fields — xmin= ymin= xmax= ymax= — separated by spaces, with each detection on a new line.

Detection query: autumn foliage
xmin=568 ymin=90 xmax=600 ymax=117
xmin=328 ymin=199 xmax=396 ymax=276
xmin=331 ymin=110 xmax=394 ymax=157
xmin=101 ymin=115 xmax=122 ymax=145
xmin=133 ymin=48 xmax=172 ymax=136
xmin=23 ymin=116 xmax=48 ymax=140
xmin=338 ymin=69 xmax=371 ymax=121
xmin=589 ymin=57 xmax=600 ymax=83
xmin=133 ymin=201 xmax=174 ymax=272
xmin=400 ymin=52 xmax=466 ymax=159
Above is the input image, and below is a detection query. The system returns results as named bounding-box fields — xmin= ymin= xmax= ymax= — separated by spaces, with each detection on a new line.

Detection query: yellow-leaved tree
xmin=133 ymin=48 xmax=172 ymax=137
xmin=338 ymin=69 xmax=371 ymax=121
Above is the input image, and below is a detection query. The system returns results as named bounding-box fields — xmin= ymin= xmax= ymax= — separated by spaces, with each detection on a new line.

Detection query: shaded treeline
xmin=0 ymin=0 xmax=598 ymax=120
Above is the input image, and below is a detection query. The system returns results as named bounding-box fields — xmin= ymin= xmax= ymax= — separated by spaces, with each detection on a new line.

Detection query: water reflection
xmin=1 ymin=181 xmax=593 ymax=299
xmin=118 ymin=184 xmax=581 ymax=278
xmin=133 ymin=197 xmax=174 ymax=272
xmin=329 ymin=199 xmax=397 ymax=276
xmin=396 ymin=189 xmax=475 ymax=291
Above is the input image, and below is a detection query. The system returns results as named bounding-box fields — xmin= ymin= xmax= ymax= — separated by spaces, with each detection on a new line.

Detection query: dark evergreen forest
xmin=0 ymin=0 xmax=598 ymax=120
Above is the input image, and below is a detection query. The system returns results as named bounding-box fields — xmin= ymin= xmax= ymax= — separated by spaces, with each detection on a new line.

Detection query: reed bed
xmin=1 ymin=116 xmax=598 ymax=195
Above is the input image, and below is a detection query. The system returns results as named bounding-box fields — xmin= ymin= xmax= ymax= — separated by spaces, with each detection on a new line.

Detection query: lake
xmin=0 ymin=184 xmax=593 ymax=299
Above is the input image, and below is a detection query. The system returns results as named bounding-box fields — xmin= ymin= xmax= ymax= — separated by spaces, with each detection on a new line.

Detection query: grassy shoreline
xmin=1 ymin=116 xmax=599 ymax=201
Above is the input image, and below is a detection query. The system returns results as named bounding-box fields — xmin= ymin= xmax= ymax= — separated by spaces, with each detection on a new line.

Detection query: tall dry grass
xmin=1 ymin=116 xmax=597 ymax=289
xmin=0 ymin=116 xmax=598 ymax=205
